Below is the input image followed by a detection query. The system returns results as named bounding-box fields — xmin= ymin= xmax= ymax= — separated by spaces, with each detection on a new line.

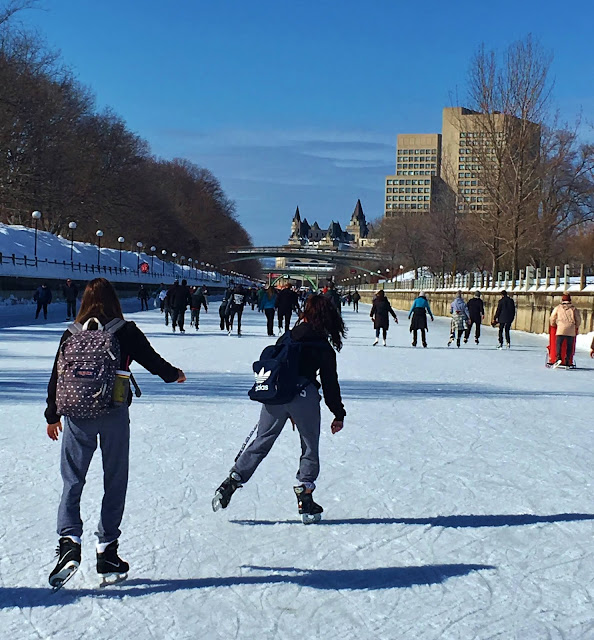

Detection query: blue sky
xmin=19 ymin=0 xmax=594 ymax=245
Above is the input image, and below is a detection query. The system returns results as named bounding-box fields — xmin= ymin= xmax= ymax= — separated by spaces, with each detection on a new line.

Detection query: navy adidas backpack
xmin=248 ymin=331 xmax=309 ymax=404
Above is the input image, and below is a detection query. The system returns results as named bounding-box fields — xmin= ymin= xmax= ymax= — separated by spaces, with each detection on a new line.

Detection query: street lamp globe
xmin=69 ymin=221 xmax=77 ymax=231
xmin=96 ymin=230 xmax=103 ymax=238
xmin=32 ymin=211 xmax=41 ymax=220
xmin=150 ymin=246 xmax=156 ymax=253
xmin=136 ymin=241 xmax=143 ymax=250
xmin=161 ymin=250 xmax=167 ymax=256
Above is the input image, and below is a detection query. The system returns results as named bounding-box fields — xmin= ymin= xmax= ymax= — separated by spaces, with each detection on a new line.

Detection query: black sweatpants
xmin=556 ymin=334 xmax=575 ymax=365
xmin=498 ymin=322 xmax=512 ymax=345
xmin=264 ymin=308 xmax=275 ymax=336
xmin=172 ymin=307 xmax=186 ymax=330
xmin=228 ymin=305 xmax=244 ymax=334
xmin=278 ymin=309 xmax=292 ymax=332
xmin=66 ymin=300 xmax=76 ymax=319
xmin=465 ymin=319 xmax=481 ymax=342
xmin=35 ymin=302 xmax=48 ymax=319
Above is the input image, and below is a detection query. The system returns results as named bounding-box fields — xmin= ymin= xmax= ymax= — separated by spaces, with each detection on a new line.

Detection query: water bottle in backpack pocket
xmin=56 ymin=318 xmax=126 ymax=419
xmin=248 ymin=331 xmax=309 ymax=405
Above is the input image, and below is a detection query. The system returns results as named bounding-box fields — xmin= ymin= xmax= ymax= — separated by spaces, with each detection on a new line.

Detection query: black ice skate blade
xmin=49 ymin=565 xmax=79 ymax=593
xmin=99 ymin=572 xmax=128 ymax=588
xmin=301 ymin=513 xmax=322 ymax=525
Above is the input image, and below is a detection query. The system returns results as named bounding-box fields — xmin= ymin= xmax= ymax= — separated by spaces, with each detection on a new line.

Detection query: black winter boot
xmin=294 ymin=485 xmax=323 ymax=524
xmin=212 ymin=472 xmax=243 ymax=511
xmin=49 ymin=537 xmax=81 ymax=589
xmin=97 ymin=539 xmax=129 ymax=579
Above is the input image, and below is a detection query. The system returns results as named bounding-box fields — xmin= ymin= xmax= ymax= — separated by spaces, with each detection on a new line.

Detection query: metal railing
xmin=353 ymin=265 xmax=594 ymax=293
xmin=0 ymin=252 xmax=238 ymax=286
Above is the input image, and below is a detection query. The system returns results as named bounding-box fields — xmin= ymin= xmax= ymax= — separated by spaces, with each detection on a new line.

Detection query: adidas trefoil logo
xmin=255 ymin=368 xmax=271 ymax=384
xmin=254 ymin=367 xmax=271 ymax=391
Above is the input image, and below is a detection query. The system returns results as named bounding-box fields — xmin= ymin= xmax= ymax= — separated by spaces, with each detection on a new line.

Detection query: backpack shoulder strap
xmin=67 ymin=322 xmax=83 ymax=335
xmin=105 ymin=318 xmax=127 ymax=334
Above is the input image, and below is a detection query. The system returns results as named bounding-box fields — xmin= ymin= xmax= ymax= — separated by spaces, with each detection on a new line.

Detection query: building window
xmin=387 ymin=179 xmax=393 ymax=185
xmin=431 ymin=148 xmax=437 ymax=153
xmin=424 ymin=204 xmax=429 ymax=209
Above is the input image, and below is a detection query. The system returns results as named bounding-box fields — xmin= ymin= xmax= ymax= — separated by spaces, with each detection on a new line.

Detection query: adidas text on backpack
xmin=56 ymin=318 xmax=126 ymax=419
xmin=248 ymin=331 xmax=309 ymax=405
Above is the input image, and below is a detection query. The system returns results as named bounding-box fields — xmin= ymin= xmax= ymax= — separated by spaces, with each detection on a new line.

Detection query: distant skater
xmin=465 ymin=291 xmax=484 ymax=345
xmin=494 ymin=290 xmax=515 ymax=349
xmin=352 ymin=290 xmax=360 ymax=312
xmin=408 ymin=291 xmax=433 ymax=347
xmin=370 ymin=290 xmax=398 ymax=346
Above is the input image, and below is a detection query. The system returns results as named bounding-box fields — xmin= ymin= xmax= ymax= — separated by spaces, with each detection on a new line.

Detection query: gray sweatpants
xmin=233 ymin=384 xmax=321 ymax=488
xmin=57 ymin=406 xmax=130 ymax=543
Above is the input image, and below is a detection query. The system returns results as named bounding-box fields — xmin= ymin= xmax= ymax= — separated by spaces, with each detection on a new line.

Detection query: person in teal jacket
xmin=408 ymin=291 xmax=434 ymax=347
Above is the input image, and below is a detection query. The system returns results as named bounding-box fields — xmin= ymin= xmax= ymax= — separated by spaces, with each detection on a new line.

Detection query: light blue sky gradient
xmin=20 ymin=0 xmax=594 ymax=245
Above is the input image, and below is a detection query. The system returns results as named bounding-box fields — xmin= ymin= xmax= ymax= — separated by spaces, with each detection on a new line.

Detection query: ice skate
xmin=475 ymin=338 xmax=479 ymax=345
xmin=412 ymin=341 xmax=417 ymax=347
xmin=49 ymin=537 xmax=81 ymax=591
xmin=373 ymin=338 xmax=379 ymax=346
xmin=496 ymin=343 xmax=503 ymax=349
xmin=382 ymin=339 xmax=386 ymax=346
xmin=294 ymin=485 xmax=323 ymax=524
xmin=212 ymin=472 xmax=243 ymax=511
xmin=97 ymin=540 xmax=129 ymax=586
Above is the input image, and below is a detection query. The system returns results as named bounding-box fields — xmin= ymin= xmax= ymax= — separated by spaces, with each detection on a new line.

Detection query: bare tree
xmin=460 ymin=35 xmax=552 ymax=275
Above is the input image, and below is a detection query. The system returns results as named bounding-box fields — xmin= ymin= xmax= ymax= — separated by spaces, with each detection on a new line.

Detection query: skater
xmin=137 ymin=285 xmax=150 ymax=311
xmin=157 ymin=284 xmax=167 ymax=311
xmin=352 ymin=289 xmax=361 ymax=313
xmin=62 ymin=279 xmax=78 ymax=321
xmin=550 ymin=294 xmax=581 ymax=367
xmin=324 ymin=280 xmax=342 ymax=313
xmin=168 ymin=279 xmax=191 ymax=333
xmin=275 ymin=282 xmax=299 ymax=333
xmin=259 ymin=285 xmax=277 ymax=336
xmin=448 ymin=291 xmax=469 ymax=347
xmin=408 ymin=291 xmax=433 ymax=347
xmin=219 ymin=286 xmax=234 ymax=331
xmin=190 ymin=285 xmax=208 ymax=330
xmin=494 ymin=290 xmax=516 ymax=349
xmin=45 ymin=278 xmax=186 ymax=589
xmin=227 ymin=284 xmax=246 ymax=336
xmin=34 ymin=283 xmax=52 ymax=319
xmin=213 ymin=294 xmax=345 ymax=522
xmin=369 ymin=290 xmax=398 ymax=346
xmin=465 ymin=291 xmax=485 ymax=344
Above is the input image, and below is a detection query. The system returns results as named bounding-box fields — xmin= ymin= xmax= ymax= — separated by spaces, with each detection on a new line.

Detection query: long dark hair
xmin=76 ymin=278 xmax=124 ymax=323
xmin=300 ymin=294 xmax=346 ymax=352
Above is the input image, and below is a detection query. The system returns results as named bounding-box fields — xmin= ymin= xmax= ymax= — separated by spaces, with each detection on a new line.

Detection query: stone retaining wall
xmin=358 ymin=289 xmax=594 ymax=335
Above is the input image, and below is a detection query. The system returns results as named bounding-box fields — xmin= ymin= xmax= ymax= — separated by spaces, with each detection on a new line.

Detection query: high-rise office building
xmin=385 ymin=107 xmax=540 ymax=218
xmin=384 ymin=134 xmax=441 ymax=218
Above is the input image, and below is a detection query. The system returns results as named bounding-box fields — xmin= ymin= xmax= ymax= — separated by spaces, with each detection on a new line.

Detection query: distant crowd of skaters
xmin=154 ymin=278 xmax=355 ymax=337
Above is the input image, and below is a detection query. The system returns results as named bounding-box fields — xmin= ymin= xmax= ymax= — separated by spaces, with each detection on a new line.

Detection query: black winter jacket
xmin=62 ymin=283 xmax=78 ymax=302
xmin=290 ymin=322 xmax=345 ymax=420
xmin=370 ymin=297 xmax=397 ymax=330
xmin=276 ymin=288 xmax=299 ymax=313
xmin=45 ymin=319 xmax=179 ymax=424
xmin=467 ymin=298 xmax=485 ymax=321
xmin=495 ymin=296 xmax=516 ymax=324
xmin=168 ymin=284 xmax=191 ymax=310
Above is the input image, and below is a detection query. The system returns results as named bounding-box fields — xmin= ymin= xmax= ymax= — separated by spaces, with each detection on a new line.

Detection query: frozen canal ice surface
xmin=1 ymin=303 xmax=593 ymax=640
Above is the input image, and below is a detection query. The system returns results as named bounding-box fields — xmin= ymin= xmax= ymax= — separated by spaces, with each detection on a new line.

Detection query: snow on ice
xmin=1 ymin=303 xmax=593 ymax=639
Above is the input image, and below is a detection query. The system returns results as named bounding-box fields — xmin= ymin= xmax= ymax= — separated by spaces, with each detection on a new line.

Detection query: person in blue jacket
xmin=408 ymin=291 xmax=434 ymax=347
xmin=258 ymin=285 xmax=278 ymax=336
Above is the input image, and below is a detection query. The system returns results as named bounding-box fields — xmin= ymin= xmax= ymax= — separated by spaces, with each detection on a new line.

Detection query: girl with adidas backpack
xmin=213 ymin=294 xmax=346 ymax=523
xmin=45 ymin=278 xmax=186 ymax=589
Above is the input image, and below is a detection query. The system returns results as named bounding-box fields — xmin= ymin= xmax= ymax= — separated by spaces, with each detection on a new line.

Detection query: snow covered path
xmin=1 ymin=304 xmax=594 ymax=639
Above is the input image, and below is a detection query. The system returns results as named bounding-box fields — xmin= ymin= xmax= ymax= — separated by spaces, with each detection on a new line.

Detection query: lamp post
xmin=171 ymin=252 xmax=177 ymax=277
xmin=180 ymin=256 xmax=185 ymax=279
xmin=399 ymin=264 xmax=404 ymax=287
xmin=96 ymin=230 xmax=104 ymax=267
xmin=68 ymin=221 xmax=77 ymax=262
xmin=136 ymin=242 xmax=143 ymax=271
xmin=150 ymin=246 xmax=156 ymax=272
xmin=31 ymin=211 xmax=41 ymax=258
xmin=187 ymin=258 xmax=193 ymax=279
xmin=161 ymin=250 xmax=167 ymax=276
xmin=117 ymin=237 xmax=125 ymax=268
